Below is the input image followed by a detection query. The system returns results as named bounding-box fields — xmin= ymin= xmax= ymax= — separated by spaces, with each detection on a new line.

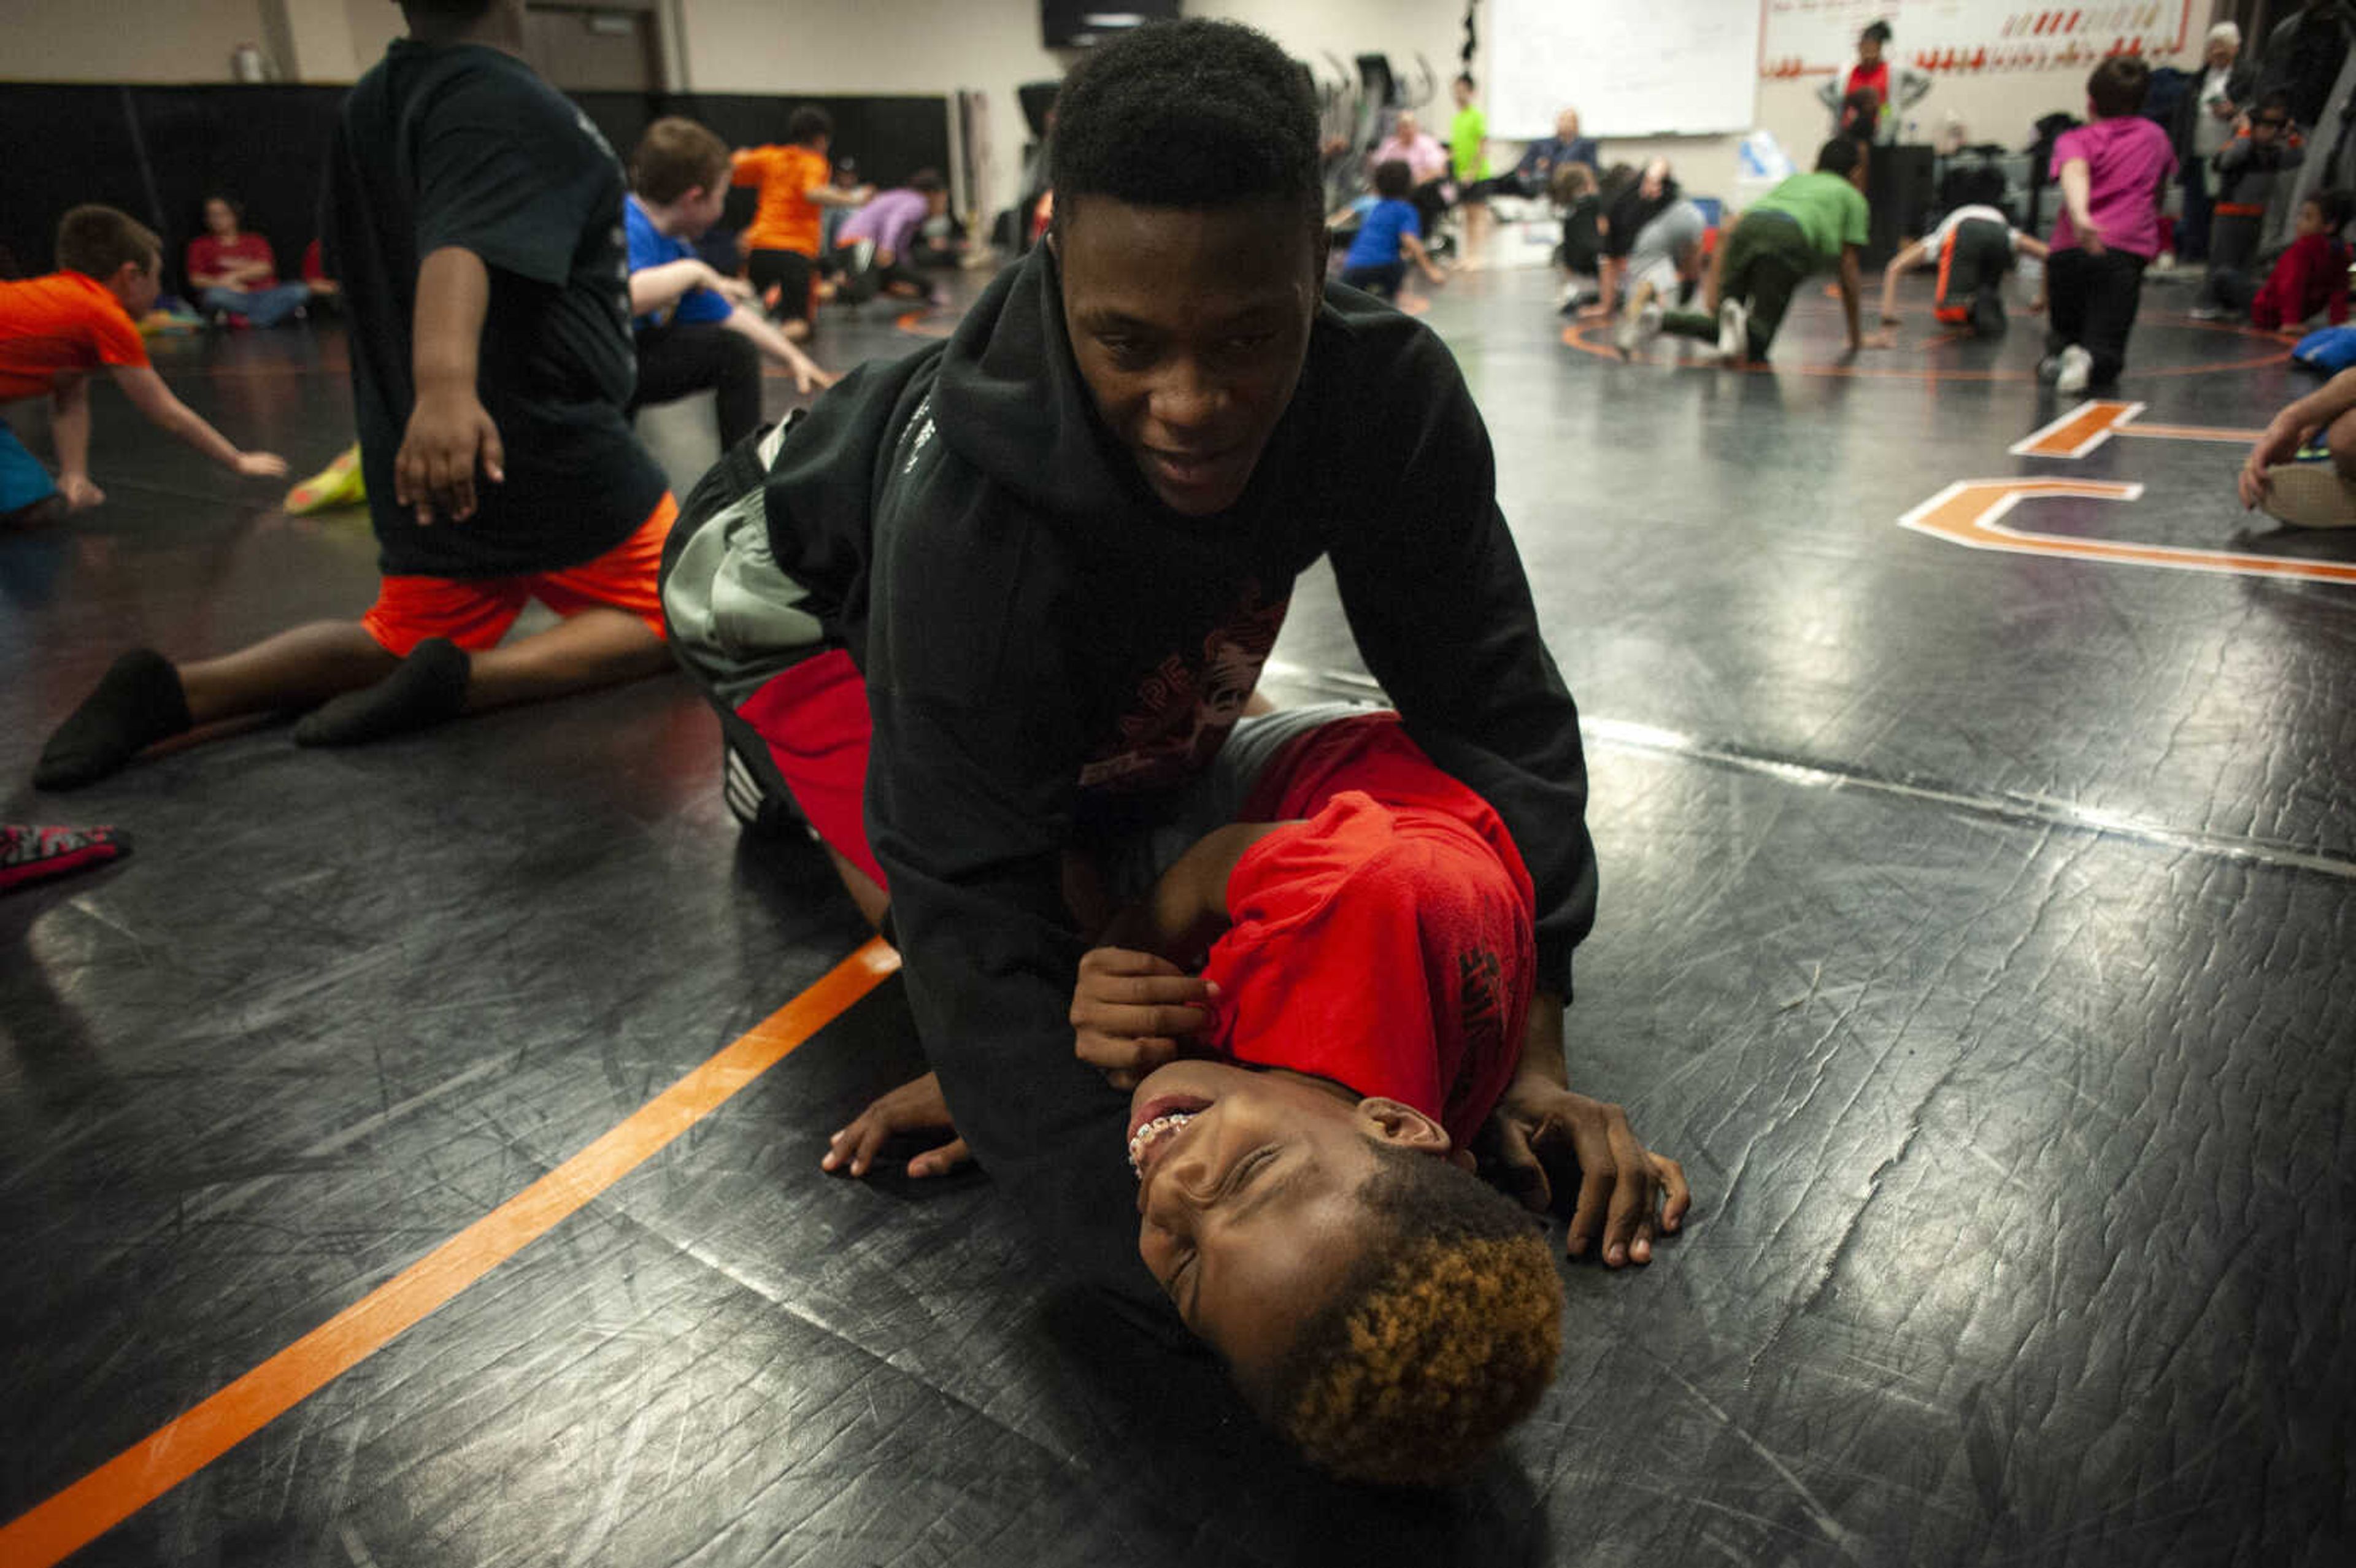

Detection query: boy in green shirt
xmin=1662 ymin=139 xmax=1882 ymax=365
xmin=1449 ymin=73 xmax=1492 ymax=266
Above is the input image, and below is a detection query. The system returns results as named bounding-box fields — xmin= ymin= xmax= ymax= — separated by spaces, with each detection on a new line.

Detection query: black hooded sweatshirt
xmin=758 ymin=244 xmax=1596 ymax=1305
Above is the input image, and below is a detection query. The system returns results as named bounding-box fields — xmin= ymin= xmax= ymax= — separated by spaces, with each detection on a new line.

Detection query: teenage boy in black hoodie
xmin=661 ymin=18 xmax=1677 ymax=1307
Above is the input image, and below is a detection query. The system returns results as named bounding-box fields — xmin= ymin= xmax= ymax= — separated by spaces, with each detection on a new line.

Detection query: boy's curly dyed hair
xmin=1258 ymin=1143 xmax=1563 ymax=1486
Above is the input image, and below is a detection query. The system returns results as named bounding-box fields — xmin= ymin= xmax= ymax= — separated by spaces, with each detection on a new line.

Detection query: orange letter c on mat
xmin=1900 ymin=478 xmax=2356 ymax=588
xmin=0 ymin=937 xmax=901 ymax=1568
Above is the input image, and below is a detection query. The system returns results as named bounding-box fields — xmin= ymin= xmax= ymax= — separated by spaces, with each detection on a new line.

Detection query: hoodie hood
xmin=933 ymin=243 xmax=1130 ymax=522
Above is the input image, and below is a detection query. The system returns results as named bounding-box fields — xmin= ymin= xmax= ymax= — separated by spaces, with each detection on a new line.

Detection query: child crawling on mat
xmin=823 ymin=705 xmax=1692 ymax=1485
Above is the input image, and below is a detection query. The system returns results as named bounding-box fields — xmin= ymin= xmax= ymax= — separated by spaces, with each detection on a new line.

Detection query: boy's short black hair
xmin=1455 ymin=72 xmax=1476 ymax=90
xmin=787 ymin=106 xmax=833 ymax=144
xmin=1861 ymin=20 xmax=1892 ymax=46
xmin=1049 ymin=18 xmax=1322 ymax=228
xmin=2255 ymin=89 xmax=2295 ymax=123
xmin=400 ymin=1 xmax=497 ymax=20
xmin=908 ymin=168 xmax=947 ymax=195
xmin=2087 ymin=56 xmax=2152 ymax=118
xmin=1372 ymin=158 xmax=1413 ymax=199
xmin=55 ymin=204 xmax=161 ymax=280
xmin=2314 ymin=189 xmax=2356 ymax=231
xmin=1816 ymin=137 xmax=1866 ymax=179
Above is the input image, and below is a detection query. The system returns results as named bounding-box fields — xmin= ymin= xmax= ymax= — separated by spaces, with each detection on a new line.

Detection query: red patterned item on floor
xmin=0 ymin=823 xmax=131 ymax=893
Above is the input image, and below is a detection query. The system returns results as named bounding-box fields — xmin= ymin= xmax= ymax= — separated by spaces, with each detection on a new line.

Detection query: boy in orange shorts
xmin=36 ymin=0 xmax=677 ymax=791
xmin=2 ymin=206 xmax=287 ymax=530
xmin=1873 ymin=202 xmax=2047 ymax=339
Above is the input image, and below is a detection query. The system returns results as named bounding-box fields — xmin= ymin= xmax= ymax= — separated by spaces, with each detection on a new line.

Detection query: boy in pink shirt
xmin=2042 ymin=56 xmax=2178 ymax=393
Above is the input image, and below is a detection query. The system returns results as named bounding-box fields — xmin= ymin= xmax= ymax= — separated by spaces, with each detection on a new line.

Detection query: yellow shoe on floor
xmin=284 ymin=444 xmax=365 ymax=515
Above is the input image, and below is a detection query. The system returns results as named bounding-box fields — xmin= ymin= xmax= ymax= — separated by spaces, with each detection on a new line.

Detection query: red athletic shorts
xmin=361 ymin=493 xmax=679 ymax=656
xmin=735 ymin=647 xmax=882 ymax=888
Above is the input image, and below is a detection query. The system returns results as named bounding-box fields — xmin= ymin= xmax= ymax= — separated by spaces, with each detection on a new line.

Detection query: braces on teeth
xmin=1128 ymin=1112 xmax=1195 ymax=1174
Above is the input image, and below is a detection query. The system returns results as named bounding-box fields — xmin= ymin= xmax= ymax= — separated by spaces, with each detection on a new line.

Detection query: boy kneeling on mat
xmin=36 ymin=0 xmax=677 ymax=790
xmin=659 ymin=18 xmax=1687 ymax=1478
xmin=824 ymin=705 xmax=1691 ymax=1485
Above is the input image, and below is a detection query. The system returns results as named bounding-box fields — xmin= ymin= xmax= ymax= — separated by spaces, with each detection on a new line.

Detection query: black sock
xmin=292 ymin=637 xmax=470 ymax=748
xmin=2 ymin=493 xmax=68 ymax=531
xmin=34 ymin=650 xmax=192 ymax=790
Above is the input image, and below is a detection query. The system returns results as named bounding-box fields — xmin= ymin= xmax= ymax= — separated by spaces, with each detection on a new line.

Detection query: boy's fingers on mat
xmin=820 ymin=1120 xmax=887 ymax=1176
xmin=907 ymin=1138 xmax=971 ymax=1177
xmin=1600 ymin=1120 xmax=1656 ymax=1267
xmin=1488 ymin=1119 xmax=1552 ymax=1216
xmin=1653 ymin=1154 xmax=1692 ymax=1232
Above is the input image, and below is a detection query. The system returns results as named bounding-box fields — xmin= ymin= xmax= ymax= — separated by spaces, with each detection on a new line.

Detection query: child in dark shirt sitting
xmin=36 ymin=0 xmax=679 ymax=790
xmin=1551 ymin=163 xmax=1603 ymax=313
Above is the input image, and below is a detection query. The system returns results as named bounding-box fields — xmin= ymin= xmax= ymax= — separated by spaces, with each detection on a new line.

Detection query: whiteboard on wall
xmin=1487 ymin=0 xmax=1762 ymax=139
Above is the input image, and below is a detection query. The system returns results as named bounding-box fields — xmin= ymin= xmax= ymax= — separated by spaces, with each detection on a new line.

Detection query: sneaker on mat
xmin=2054 ymin=344 xmax=2093 ymax=394
xmin=2258 ymin=458 xmax=2356 ymax=529
xmin=1716 ymin=297 xmax=1749 ymax=361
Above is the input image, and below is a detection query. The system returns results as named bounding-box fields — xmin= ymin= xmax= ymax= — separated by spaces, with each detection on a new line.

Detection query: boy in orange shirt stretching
xmin=731 ymin=107 xmax=874 ymax=340
xmin=1 ymin=205 xmax=287 ymax=529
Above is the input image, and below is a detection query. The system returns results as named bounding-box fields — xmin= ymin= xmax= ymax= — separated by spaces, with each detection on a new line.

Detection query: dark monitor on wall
xmin=1043 ymin=1 xmax=1180 ymax=49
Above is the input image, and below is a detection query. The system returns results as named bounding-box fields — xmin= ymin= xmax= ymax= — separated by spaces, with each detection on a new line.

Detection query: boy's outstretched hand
xmin=396 ymin=389 xmax=504 ymax=525
xmin=1071 ymin=945 xmax=1217 ymax=1090
xmin=823 ymin=1070 xmax=970 ymax=1178
xmin=234 ymin=451 xmax=290 ymax=480
xmin=1479 ymin=1076 xmax=1692 ymax=1267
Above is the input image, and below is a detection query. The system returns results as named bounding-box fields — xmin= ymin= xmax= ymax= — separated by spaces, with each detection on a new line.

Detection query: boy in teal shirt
xmin=1663 ymin=139 xmax=1881 ymax=364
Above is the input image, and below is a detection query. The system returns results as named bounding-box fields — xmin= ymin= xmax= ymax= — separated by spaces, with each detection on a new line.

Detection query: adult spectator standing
xmin=1367 ymin=110 xmax=1452 ymax=256
xmin=2259 ymin=0 xmax=2356 ymax=130
xmin=1817 ymin=20 xmax=1931 ymax=144
xmin=185 ymin=196 xmax=313 ymax=328
xmin=2177 ymin=24 xmax=2255 ymax=263
xmin=2257 ymin=0 xmax=2356 ymax=246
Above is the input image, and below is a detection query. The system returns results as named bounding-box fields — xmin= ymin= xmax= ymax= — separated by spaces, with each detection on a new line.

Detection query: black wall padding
xmin=0 ymin=82 xmax=949 ymax=293
xmin=0 ymin=86 xmax=156 ymax=282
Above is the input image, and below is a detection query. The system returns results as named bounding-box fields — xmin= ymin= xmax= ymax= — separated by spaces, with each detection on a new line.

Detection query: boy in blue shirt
xmin=625 ymin=118 xmax=834 ymax=448
xmin=1336 ymin=159 xmax=1446 ymax=301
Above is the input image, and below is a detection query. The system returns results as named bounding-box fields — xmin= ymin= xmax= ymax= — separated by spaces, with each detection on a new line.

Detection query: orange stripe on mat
xmin=0 ymin=937 xmax=900 ymax=1568
xmin=2118 ymin=421 xmax=2263 ymax=444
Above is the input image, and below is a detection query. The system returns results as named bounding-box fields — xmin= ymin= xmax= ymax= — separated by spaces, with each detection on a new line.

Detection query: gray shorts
xmin=1095 ymin=700 xmax=1384 ymax=903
